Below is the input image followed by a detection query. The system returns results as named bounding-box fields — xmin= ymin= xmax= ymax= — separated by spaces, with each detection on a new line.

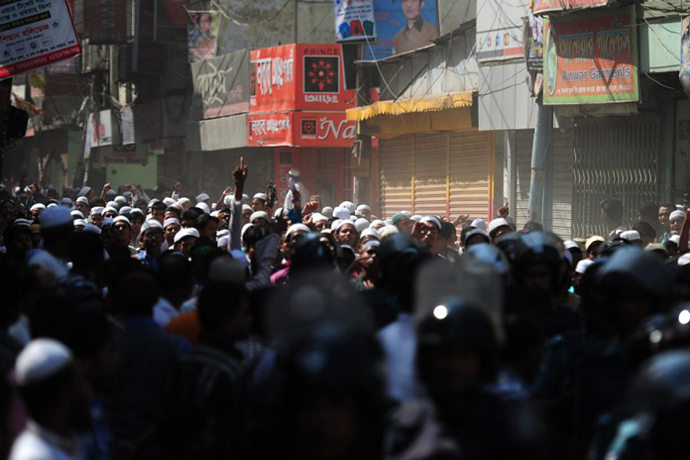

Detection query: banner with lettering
xmin=543 ymin=7 xmax=638 ymax=105
xmin=532 ymin=0 xmax=608 ymax=15
xmin=248 ymin=112 xmax=357 ymax=147
xmin=250 ymin=43 xmax=356 ymax=113
xmin=188 ymin=11 xmax=219 ymax=63
xmin=335 ymin=0 xmax=376 ymax=42
xmin=191 ymin=50 xmax=250 ymax=119
xmin=0 ymin=0 xmax=81 ymax=78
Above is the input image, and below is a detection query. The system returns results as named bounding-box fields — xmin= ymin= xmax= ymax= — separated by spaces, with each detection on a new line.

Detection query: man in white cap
xmin=283 ymin=168 xmax=309 ymax=211
xmin=164 ymin=218 xmax=181 ymax=247
xmin=136 ymin=220 xmax=165 ymax=269
xmin=174 ymin=228 xmax=200 ymax=259
xmin=29 ymin=203 xmax=45 ymax=223
xmin=414 ymin=216 xmax=443 ymax=254
xmin=89 ymin=207 xmax=104 ymax=228
xmin=252 ymin=193 xmax=269 ymax=212
xmin=195 ymin=192 xmax=211 ymax=205
xmin=75 ymin=197 xmax=89 ymax=217
xmin=250 ymin=211 xmax=271 ymax=232
xmin=670 ymin=210 xmax=686 ymax=236
xmin=111 ymin=216 xmax=137 ymax=255
xmin=356 ymin=204 xmax=372 ymax=221
xmin=487 ymin=218 xmax=512 ymax=244
xmin=10 ymin=339 xmax=92 ymax=460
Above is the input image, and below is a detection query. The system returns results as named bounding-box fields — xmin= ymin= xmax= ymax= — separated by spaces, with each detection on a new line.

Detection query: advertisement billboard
xmin=188 ymin=11 xmax=219 ymax=63
xmin=543 ymin=7 xmax=638 ymax=105
xmin=84 ymin=0 xmax=128 ymax=44
xmin=191 ymin=50 xmax=250 ymax=119
xmin=248 ymin=112 xmax=357 ymax=147
xmin=335 ymin=0 xmax=376 ymax=42
xmin=0 ymin=0 xmax=81 ymax=78
xmin=250 ymin=44 xmax=356 ymax=113
xmin=364 ymin=0 xmax=438 ymax=60
xmin=533 ymin=0 xmax=608 ymax=15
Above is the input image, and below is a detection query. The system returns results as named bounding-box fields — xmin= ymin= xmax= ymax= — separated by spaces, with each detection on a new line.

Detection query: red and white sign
xmin=0 ymin=0 xmax=81 ymax=78
xmin=84 ymin=0 xmax=128 ymax=44
xmin=250 ymin=43 xmax=356 ymax=113
xmin=248 ymin=111 xmax=356 ymax=147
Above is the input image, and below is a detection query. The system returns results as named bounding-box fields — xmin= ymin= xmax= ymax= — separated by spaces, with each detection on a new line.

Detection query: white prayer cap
xmin=13 ymin=218 xmax=32 ymax=227
xmin=119 ymin=206 xmax=133 ymax=215
xmin=30 ymin=203 xmax=46 ymax=212
xmin=370 ymin=219 xmax=385 ymax=229
xmin=217 ymin=235 xmax=230 ymax=247
xmin=140 ymin=219 xmax=164 ymax=236
xmin=331 ymin=219 xmax=342 ymax=230
xmin=242 ymin=204 xmax=253 ymax=213
xmin=114 ymin=195 xmax=127 ymax=204
xmin=286 ymin=223 xmax=311 ymax=238
xmin=564 ymin=240 xmax=580 ymax=250
xmin=15 ymin=339 xmax=73 ymax=386
xmin=241 ymin=223 xmax=254 ymax=239
xmin=46 ymin=203 xmax=58 ymax=208
xmin=174 ymin=227 xmax=200 ymax=244
xmin=360 ymin=228 xmax=381 ymax=240
xmin=83 ymin=224 xmax=101 ymax=234
xmin=90 ymin=206 xmax=104 ymax=216
xmin=619 ymin=230 xmax=641 ymax=242
xmin=39 ymin=206 xmax=72 ymax=229
xmin=339 ymin=201 xmax=355 ymax=213
xmin=195 ymin=202 xmax=210 ymax=214
xmin=420 ymin=216 xmax=442 ymax=229
xmin=253 ymin=192 xmax=268 ymax=201
xmin=333 ymin=206 xmax=350 ymax=220
xmin=70 ymin=210 xmax=84 ymax=219
xmin=356 ymin=204 xmax=371 ymax=213
xmin=113 ymin=216 xmax=131 ymax=227
xmin=73 ymin=219 xmax=86 ymax=227
xmin=216 ymin=229 xmax=229 ymax=238
xmin=355 ymin=218 xmax=370 ymax=233
xmin=471 ymin=218 xmax=487 ymax=231
xmin=130 ymin=208 xmax=145 ymax=218
xmin=487 ymin=218 xmax=510 ymax=236
xmin=322 ymin=206 xmax=333 ymax=218
xmin=103 ymin=206 xmax=118 ymax=215
xmin=273 ymin=207 xmax=286 ymax=218
xmin=106 ymin=201 xmax=118 ymax=209
xmin=379 ymin=225 xmax=400 ymax=239
xmin=288 ymin=168 xmax=301 ymax=177
xmin=670 ymin=210 xmax=686 ymax=221
xmin=178 ymin=197 xmax=191 ymax=206
xmin=670 ymin=235 xmax=681 ymax=245
xmin=350 ymin=215 xmax=357 ymax=221
xmin=463 ymin=228 xmax=490 ymax=246
xmin=250 ymin=211 xmax=270 ymax=224
xmin=679 ymin=253 xmax=690 ymax=266
xmin=147 ymin=199 xmax=160 ymax=208
xmin=196 ymin=192 xmax=211 ymax=202
xmin=163 ymin=197 xmax=176 ymax=207
xmin=60 ymin=197 xmax=73 ymax=206
xmin=321 ymin=228 xmax=333 ymax=235
xmin=312 ymin=213 xmax=328 ymax=223
xmin=575 ymin=259 xmax=594 ymax=275
xmin=411 ymin=215 xmax=422 ymax=222
xmin=76 ymin=196 xmax=88 ymax=205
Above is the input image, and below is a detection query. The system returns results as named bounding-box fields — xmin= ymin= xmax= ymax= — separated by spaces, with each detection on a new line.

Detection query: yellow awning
xmin=346 ymin=91 xmax=473 ymax=122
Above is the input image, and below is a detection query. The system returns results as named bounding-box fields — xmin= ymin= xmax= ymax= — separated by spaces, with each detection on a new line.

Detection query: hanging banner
xmin=364 ymin=0 xmax=438 ymax=60
xmin=84 ymin=0 xmax=128 ymax=44
xmin=248 ymin=112 xmax=294 ymax=146
xmin=543 ymin=7 xmax=639 ymax=105
xmin=188 ymin=11 xmax=219 ymax=63
xmin=532 ymin=0 xmax=608 ymax=15
xmin=0 ymin=0 xmax=81 ymax=78
xmin=335 ymin=0 xmax=376 ymax=42
xmin=250 ymin=44 xmax=355 ymax=113
xmin=191 ymin=50 xmax=250 ymax=119
xmin=248 ymin=112 xmax=357 ymax=147
xmin=680 ymin=16 xmax=690 ymax=98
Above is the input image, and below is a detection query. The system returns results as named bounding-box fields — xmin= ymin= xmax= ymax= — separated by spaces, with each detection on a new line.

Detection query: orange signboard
xmin=543 ymin=7 xmax=638 ymax=105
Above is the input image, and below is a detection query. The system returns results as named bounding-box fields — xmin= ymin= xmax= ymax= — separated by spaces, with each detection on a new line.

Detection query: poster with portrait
xmin=188 ymin=11 xmax=219 ymax=63
xmin=364 ymin=0 xmax=438 ymax=60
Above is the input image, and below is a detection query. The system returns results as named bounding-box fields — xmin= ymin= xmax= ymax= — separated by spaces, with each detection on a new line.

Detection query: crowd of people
xmin=2 ymin=158 xmax=690 ymax=460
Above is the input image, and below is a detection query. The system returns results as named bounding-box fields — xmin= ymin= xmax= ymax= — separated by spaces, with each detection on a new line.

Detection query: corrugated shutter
xmin=573 ymin=117 xmax=660 ymax=237
xmin=379 ymin=135 xmax=414 ymax=218
xmin=515 ymin=130 xmax=533 ymax=228
xmin=552 ymin=131 xmax=573 ymax=240
xmin=413 ymin=133 xmax=448 ymax=218
xmin=449 ymin=132 xmax=491 ymax=221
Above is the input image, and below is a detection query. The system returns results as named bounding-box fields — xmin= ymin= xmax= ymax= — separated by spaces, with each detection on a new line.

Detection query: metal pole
xmin=528 ymin=101 xmax=553 ymax=225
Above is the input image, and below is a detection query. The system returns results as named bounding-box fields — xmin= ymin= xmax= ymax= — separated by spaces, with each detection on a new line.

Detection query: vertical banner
xmin=543 ymin=7 xmax=638 ymax=105
xmin=83 ymin=0 xmax=128 ymax=44
xmin=680 ymin=16 xmax=690 ymax=98
xmin=335 ymin=0 xmax=376 ymax=42
xmin=364 ymin=0 xmax=438 ymax=60
xmin=0 ymin=0 xmax=81 ymax=78
xmin=188 ymin=11 xmax=219 ymax=63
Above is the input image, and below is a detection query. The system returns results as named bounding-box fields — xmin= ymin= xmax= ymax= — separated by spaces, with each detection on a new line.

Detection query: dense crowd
xmin=2 ymin=159 xmax=690 ymax=460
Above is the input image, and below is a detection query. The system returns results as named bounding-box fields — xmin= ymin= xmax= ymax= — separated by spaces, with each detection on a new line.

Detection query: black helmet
xmin=290 ymin=232 xmax=335 ymax=273
xmin=514 ymin=231 xmax=564 ymax=269
xmin=417 ymin=299 xmax=497 ymax=351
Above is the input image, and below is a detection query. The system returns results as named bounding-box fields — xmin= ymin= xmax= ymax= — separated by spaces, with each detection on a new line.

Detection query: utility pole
xmin=353 ymin=45 xmax=372 ymax=205
xmin=0 ymin=78 xmax=12 ymax=182
xmin=528 ymin=100 xmax=553 ymax=227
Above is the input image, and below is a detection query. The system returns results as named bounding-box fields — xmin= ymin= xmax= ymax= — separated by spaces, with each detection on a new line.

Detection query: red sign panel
xmin=250 ymin=44 xmax=356 ymax=113
xmin=532 ymin=0 xmax=608 ymax=14
xmin=248 ymin=112 xmax=357 ymax=147
xmin=84 ymin=0 xmax=128 ymax=44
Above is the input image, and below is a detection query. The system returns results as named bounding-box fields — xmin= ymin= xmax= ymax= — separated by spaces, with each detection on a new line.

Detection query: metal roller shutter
xmin=449 ymin=131 xmax=491 ymax=221
xmin=379 ymin=135 xmax=414 ymax=219
xmin=552 ymin=131 xmax=573 ymax=240
xmin=515 ymin=130 xmax=533 ymax=229
xmin=413 ymin=133 xmax=448 ymax=218
xmin=573 ymin=117 xmax=660 ymax=238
